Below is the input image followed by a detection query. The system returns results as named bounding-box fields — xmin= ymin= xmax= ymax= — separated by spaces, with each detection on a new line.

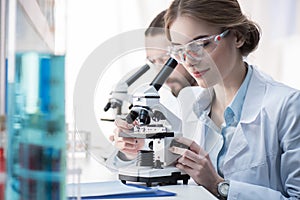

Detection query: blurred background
xmin=65 ymin=0 xmax=300 ymax=159
xmin=67 ymin=0 xmax=300 ymax=119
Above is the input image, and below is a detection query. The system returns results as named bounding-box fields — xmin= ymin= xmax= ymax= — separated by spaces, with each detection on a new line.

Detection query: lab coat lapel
xmin=181 ymin=88 xmax=213 ymax=147
xmin=182 ymin=105 xmax=206 ymax=147
xmin=223 ymin=124 xmax=248 ymax=170
xmin=223 ymin=68 xmax=266 ymax=169
xmin=239 ymin=68 xmax=266 ymax=124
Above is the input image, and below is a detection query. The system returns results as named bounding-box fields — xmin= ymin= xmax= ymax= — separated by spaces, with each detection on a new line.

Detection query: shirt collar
xmin=225 ymin=64 xmax=253 ymax=126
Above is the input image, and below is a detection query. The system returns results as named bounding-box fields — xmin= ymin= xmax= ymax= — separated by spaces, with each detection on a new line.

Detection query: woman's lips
xmin=192 ymin=68 xmax=210 ymax=78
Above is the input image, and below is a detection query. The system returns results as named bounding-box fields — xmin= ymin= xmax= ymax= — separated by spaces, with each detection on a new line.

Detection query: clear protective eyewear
xmin=146 ymin=53 xmax=170 ymax=66
xmin=169 ymin=30 xmax=229 ymax=63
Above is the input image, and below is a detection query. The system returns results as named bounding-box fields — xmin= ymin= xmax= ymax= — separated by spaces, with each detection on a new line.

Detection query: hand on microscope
xmin=109 ymin=118 xmax=145 ymax=161
xmin=169 ymin=137 xmax=224 ymax=196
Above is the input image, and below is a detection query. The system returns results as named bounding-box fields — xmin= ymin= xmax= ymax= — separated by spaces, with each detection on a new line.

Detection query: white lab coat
xmin=182 ymin=66 xmax=300 ymax=200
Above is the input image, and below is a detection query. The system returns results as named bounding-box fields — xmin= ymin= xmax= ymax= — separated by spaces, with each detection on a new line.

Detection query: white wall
xmin=66 ymin=0 xmax=172 ymax=123
xmin=67 ymin=0 xmax=300 ymax=123
xmin=239 ymin=0 xmax=300 ymax=88
xmin=66 ymin=0 xmax=300 ymax=159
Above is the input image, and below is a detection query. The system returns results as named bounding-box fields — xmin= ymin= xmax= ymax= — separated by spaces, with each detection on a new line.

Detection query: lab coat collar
xmin=223 ymin=66 xmax=267 ymax=171
xmin=239 ymin=66 xmax=266 ymax=124
xmin=223 ymin=124 xmax=248 ymax=171
xmin=185 ymin=87 xmax=214 ymax=123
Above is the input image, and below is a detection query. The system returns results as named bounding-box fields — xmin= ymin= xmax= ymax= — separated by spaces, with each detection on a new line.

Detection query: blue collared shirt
xmin=196 ymin=64 xmax=253 ymax=176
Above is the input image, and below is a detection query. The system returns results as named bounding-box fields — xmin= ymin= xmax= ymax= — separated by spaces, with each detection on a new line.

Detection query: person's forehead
xmin=145 ymin=34 xmax=170 ymax=57
xmin=145 ymin=34 xmax=170 ymax=48
xmin=146 ymin=48 xmax=167 ymax=58
xmin=169 ymin=16 xmax=217 ymax=44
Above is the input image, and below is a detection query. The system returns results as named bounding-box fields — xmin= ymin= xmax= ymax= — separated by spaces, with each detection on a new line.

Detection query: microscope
xmin=118 ymin=58 xmax=190 ymax=187
xmin=102 ymin=64 xmax=150 ymax=120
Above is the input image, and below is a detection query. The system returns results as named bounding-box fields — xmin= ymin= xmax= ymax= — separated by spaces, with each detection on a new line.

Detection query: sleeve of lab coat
xmin=105 ymin=149 xmax=136 ymax=172
xmin=228 ymin=91 xmax=300 ymax=200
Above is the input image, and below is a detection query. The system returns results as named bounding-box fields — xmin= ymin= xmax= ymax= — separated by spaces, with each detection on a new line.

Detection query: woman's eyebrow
xmin=171 ymin=34 xmax=209 ymax=45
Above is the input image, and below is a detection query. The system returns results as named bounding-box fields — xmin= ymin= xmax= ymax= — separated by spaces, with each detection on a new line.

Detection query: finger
xmin=177 ymin=152 xmax=206 ymax=169
xmin=116 ymin=137 xmax=137 ymax=145
xmin=116 ymin=141 xmax=137 ymax=150
xmin=136 ymin=139 xmax=145 ymax=147
xmin=176 ymin=162 xmax=193 ymax=173
xmin=169 ymin=146 xmax=189 ymax=155
xmin=175 ymin=137 xmax=205 ymax=156
xmin=176 ymin=162 xmax=201 ymax=179
xmin=177 ymin=156 xmax=196 ymax=168
xmin=115 ymin=118 xmax=134 ymax=129
xmin=170 ymin=146 xmax=205 ymax=165
xmin=181 ymin=148 xmax=206 ymax=162
xmin=123 ymin=138 xmax=145 ymax=146
xmin=126 ymin=138 xmax=142 ymax=145
xmin=132 ymin=120 xmax=139 ymax=126
xmin=122 ymin=149 xmax=139 ymax=155
xmin=109 ymin=135 xmax=114 ymax=142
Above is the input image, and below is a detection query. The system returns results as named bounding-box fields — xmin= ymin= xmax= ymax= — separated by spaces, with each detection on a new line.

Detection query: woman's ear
xmin=233 ymin=30 xmax=245 ymax=48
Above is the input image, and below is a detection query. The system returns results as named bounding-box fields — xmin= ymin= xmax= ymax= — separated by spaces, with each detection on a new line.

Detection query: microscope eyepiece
xmin=125 ymin=110 xmax=139 ymax=124
xmin=150 ymin=58 xmax=178 ymax=91
xmin=104 ymin=102 xmax=111 ymax=112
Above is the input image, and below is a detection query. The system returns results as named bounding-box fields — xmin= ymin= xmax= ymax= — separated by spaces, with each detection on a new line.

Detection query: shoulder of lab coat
xmin=105 ymin=149 xmax=136 ymax=172
xmin=227 ymin=66 xmax=300 ymax=199
xmin=158 ymin=85 xmax=181 ymax=118
xmin=177 ymin=86 xmax=204 ymax=120
xmin=177 ymin=87 xmax=204 ymax=146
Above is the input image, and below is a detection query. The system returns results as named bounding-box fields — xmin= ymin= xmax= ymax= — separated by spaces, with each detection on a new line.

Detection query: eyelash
xmin=189 ymin=40 xmax=211 ymax=50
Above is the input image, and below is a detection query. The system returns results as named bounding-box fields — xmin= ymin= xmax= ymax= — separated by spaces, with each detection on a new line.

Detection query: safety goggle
xmin=146 ymin=53 xmax=170 ymax=66
xmin=169 ymin=30 xmax=229 ymax=64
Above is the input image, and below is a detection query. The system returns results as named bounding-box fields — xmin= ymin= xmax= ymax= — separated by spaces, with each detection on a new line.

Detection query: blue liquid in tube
xmin=6 ymin=52 xmax=66 ymax=199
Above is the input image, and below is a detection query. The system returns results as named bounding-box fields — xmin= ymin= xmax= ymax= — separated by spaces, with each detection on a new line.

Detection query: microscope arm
xmin=125 ymin=64 xmax=150 ymax=87
xmin=103 ymin=64 xmax=150 ymax=113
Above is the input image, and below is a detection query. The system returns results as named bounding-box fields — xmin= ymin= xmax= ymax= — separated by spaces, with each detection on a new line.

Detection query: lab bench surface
xmin=67 ymin=156 xmax=217 ymax=200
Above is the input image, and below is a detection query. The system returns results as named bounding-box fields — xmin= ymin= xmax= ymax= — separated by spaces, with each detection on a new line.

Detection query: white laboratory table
xmin=67 ymin=155 xmax=217 ymax=200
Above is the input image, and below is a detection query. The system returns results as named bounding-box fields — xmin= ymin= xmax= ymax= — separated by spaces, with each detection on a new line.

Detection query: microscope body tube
xmin=125 ymin=58 xmax=178 ymax=124
xmin=125 ymin=64 xmax=150 ymax=87
xmin=150 ymin=58 xmax=178 ymax=91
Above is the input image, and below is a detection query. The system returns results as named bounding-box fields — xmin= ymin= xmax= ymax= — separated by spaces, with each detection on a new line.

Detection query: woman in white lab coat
xmin=166 ymin=0 xmax=300 ymax=199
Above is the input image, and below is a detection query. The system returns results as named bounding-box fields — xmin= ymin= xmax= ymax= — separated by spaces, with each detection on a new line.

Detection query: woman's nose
xmin=183 ymin=53 xmax=200 ymax=68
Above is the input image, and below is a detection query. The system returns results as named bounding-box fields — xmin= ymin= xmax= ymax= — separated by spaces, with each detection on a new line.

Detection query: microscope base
xmin=119 ymin=167 xmax=190 ymax=187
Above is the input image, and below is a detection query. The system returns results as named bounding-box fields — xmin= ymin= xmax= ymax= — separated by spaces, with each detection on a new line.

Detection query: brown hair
xmin=165 ymin=0 xmax=261 ymax=56
xmin=145 ymin=10 xmax=167 ymax=37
